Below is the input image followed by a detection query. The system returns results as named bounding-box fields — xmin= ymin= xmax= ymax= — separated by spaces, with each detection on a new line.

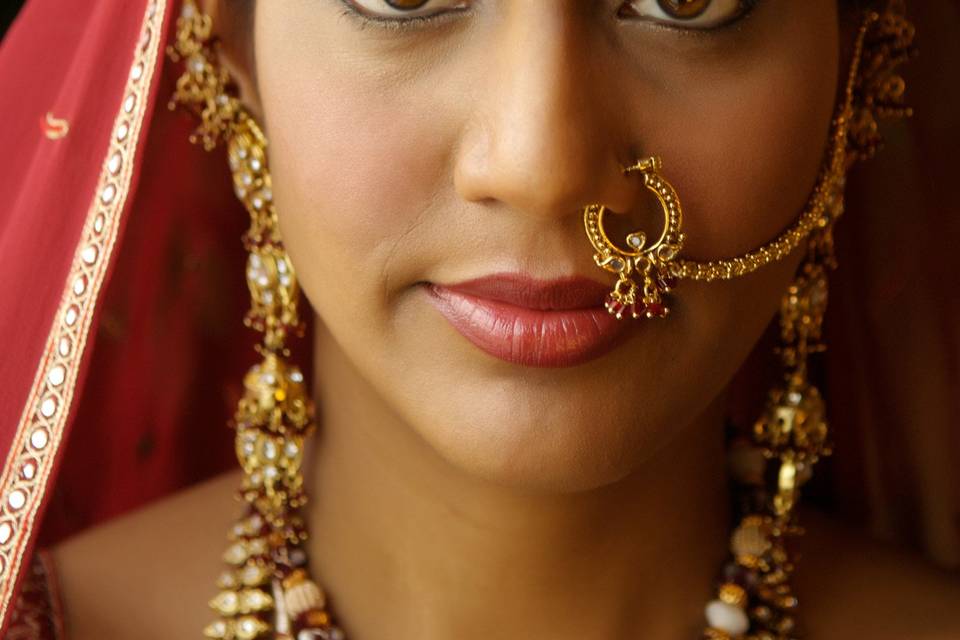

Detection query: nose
xmin=454 ymin=5 xmax=641 ymax=221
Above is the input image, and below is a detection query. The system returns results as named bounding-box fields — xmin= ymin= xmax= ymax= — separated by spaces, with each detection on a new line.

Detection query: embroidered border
xmin=0 ymin=0 xmax=167 ymax=628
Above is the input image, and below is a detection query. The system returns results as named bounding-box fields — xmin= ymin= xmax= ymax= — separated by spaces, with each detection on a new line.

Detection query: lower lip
xmin=423 ymin=284 xmax=634 ymax=368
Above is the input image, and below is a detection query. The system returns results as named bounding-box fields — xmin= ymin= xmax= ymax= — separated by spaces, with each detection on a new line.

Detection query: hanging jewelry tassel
xmin=168 ymin=3 xmax=344 ymax=639
xmin=703 ymin=194 xmax=838 ymax=640
xmin=703 ymin=177 xmax=841 ymax=639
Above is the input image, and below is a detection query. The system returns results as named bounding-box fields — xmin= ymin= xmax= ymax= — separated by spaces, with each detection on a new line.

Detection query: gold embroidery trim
xmin=0 ymin=0 xmax=167 ymax=629
xmin=42 ymin=113 xmax=70 ymax=141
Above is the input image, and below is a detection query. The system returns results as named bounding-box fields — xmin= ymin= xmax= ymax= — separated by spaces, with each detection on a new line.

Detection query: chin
xmin=400 ymin=379 xmax=674 ymax=494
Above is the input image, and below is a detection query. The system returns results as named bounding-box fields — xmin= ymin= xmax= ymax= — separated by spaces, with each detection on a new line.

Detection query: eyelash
xmin=336 ymin=2 xmax=468 ymax=32
xmin=336 ymin=1 xmax=761 ymax=33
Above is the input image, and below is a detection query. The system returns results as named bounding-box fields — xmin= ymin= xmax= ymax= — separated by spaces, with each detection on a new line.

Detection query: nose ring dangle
xmin=583 ymin=157 xmax=685 ymax=319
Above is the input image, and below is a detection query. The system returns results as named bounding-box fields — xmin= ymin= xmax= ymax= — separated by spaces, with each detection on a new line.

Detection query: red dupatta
xmin=0 ymin=0 xmax=957 ymax=635
xmin=0 ymin=1 xmax=252 ymax=632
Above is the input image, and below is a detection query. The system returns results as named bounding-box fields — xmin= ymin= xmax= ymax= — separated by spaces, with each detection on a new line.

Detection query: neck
xmin=306 ymin=324 xmax=731 ymax=640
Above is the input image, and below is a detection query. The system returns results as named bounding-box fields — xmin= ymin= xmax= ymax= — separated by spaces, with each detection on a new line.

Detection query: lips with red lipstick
xmin=423 ymin=273 xmax=634 ymax=368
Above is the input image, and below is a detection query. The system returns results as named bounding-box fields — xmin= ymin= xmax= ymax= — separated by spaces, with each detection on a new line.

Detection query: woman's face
xmin=233 ymin=0 xmax=841 ymax=492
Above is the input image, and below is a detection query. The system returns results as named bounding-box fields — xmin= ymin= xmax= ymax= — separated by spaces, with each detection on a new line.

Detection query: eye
xmin=342 ymin=0 xmax=469 ymax=21
xmin=620 ymin=0 xmax=759 ymax=30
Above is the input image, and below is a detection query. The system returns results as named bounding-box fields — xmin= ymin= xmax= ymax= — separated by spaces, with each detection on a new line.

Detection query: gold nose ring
xmin=582 ymin=157 xmax=685 ymax=319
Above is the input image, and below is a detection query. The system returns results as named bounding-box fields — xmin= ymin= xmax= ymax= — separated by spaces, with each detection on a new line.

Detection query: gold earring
xmin=704 ymin=233 xmax=836 ymax=640
xmin=168 ymin=3 xmax=343 ymax=639
xmin=583 ymin=157 xmax=685 ymax=319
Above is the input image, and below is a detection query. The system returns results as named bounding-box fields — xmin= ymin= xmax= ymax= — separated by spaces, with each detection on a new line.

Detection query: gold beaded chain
xmin=672 ymin=26 xmax=854 ymax=284
xmin=582 ymin=7 xmax=915 ymax=319
xmin=673 ymin=7 xmax=915 ymax=285
xmin=700 ymin=6 xmax=916 ymax=639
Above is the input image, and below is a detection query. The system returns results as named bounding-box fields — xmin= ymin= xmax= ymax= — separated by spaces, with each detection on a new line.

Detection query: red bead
xmin=629 ymin=302 xmax=646 ymax=319
xmin=606 ymin=300 xmax=625 ymax=316
xmin=647 ymin=302 xmax=666 ymax=317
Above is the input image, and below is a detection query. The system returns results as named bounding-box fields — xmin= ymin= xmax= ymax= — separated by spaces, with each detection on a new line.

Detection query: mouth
xmin=422 ymin=273 xmax=635 ymax=368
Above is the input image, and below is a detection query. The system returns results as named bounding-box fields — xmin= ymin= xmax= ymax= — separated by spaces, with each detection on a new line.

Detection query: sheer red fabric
xmin=0 ymin=0 xmax=956 ymax=635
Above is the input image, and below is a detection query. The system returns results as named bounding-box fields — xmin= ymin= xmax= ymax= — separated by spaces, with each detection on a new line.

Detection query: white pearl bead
xmin=705 ymin=599 xmax=750 ymax=636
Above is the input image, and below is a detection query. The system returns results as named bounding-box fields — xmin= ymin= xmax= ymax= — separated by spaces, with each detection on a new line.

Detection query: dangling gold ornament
xmin=168 ymin=3 xmax=345 ymax=639
xmin=704 ymin=4 xmax=917 ymax=638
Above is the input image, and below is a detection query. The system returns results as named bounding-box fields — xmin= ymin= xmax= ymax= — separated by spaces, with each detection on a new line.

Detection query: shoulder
xmin=51 ymin=470 xmax=243 ymax=640
xmin=796 ymin=508 xmax=960 ymax=639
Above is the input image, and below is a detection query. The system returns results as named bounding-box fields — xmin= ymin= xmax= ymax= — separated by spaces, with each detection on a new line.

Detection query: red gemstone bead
xmin=629 ymin=303 xmax=646 ymax=319
xmin=647 ymin=302 xmax=666 ymax=317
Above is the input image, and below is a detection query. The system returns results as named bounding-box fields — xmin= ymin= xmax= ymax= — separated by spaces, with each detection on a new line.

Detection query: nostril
xmin=595 ymin=192 xmax=666 ymax=248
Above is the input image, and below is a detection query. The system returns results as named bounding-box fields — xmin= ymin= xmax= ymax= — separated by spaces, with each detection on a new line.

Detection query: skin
xmin=52 ymin=1 xmax=960 ymax=639
xmin=253 ymin=0 xmax=831 ymax=493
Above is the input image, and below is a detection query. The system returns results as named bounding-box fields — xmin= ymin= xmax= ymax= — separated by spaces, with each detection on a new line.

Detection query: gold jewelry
xmin=583 ymin=157 xmax=684 ymax=318
xmin=704 ymin=5 xmax=916 ymax=638
xmin=705 ymin=256 xmax=834 ymax=640
xmin=167 ymin=1 xmax=915 ymax=638
xmin=586 ymin=104 xmax=849 ymax=319
xmin=848 ymin=1 xmax=917 ymax=163
xmin=168 ymin=4 xmax=343 ymax=640
xmin=586 ymin=5 xmax=916 ymax=321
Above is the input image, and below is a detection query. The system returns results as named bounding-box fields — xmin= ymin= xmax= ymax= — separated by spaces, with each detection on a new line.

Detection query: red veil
xmin=0 ymin=0 xmax=957 ymax=633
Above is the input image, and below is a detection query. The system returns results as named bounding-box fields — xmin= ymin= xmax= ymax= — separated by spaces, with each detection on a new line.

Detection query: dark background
xmin=1 ymin=1 xmax=25 ymax=41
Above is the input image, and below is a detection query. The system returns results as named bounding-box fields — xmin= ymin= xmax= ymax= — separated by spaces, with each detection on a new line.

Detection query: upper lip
xmin=432 ymin=273 xmax=610 ymax=310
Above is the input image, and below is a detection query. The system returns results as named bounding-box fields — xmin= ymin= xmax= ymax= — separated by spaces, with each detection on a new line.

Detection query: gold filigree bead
xmin=203 ymin=618 xmax=232 ymax=640
xmin=217 ymin=570 xmax=240 ymax=590
xmin=750 ymin=605 xmax=774 ymax=623
xmin=210 ymin=590 xmax=241 ymax=617
xmin=210 ymin=589 xmax=273 ymax=617
xmin=731 ymin=517 xmax=772 ymax=559
xmin=223 ymin=538 xmax=268 ymax=566
xmin=240 ymin=562 xmax=272 ymax=587
xmin=235 ymin=616 xmax=271 ymax=640
xmin=240 ymin=588 xmax=275 ymax=613
xmin=718 ymin=582 xmax=748 ymax=608
xmin=776 ymin=614 xmax=797 ymax=634
xmin=224 ymin=542 xmax=248 ymax=566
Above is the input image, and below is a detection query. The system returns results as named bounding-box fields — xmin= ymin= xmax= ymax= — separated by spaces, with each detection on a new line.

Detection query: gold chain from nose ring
xmin=668 ymin=13 xmax=867 ymax=284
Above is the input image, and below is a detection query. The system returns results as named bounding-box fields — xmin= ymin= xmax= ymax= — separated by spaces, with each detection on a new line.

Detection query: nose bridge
xmin=455 ymin=4 xmax=640 ymax=219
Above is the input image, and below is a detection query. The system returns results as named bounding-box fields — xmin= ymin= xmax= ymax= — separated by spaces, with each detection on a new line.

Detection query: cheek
xmin=248 ymin=4 xmax=843 ymax=491
xmin=640 ymin=20 xmax=840 ymax=260
xmin=256 ymin=40 xmax=451 ymax=324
